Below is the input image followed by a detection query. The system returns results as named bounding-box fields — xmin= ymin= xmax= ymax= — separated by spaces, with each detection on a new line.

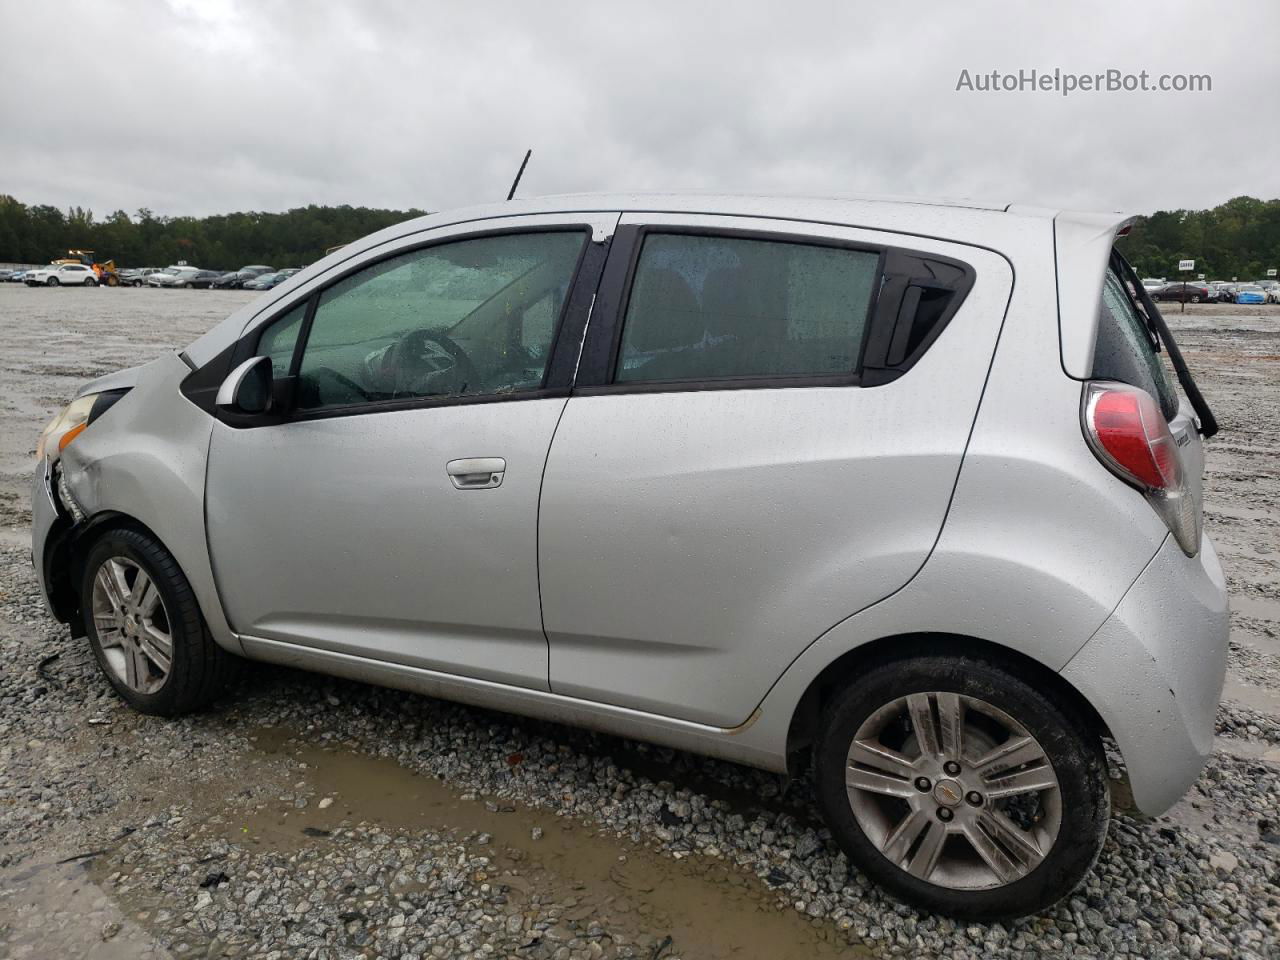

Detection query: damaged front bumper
xmin=30 ymin=456 xmax=84 ymax=629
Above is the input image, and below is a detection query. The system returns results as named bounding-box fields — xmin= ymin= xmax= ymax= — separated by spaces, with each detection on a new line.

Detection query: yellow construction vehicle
xmin=53 ymin=250 xmax=121 ymax=286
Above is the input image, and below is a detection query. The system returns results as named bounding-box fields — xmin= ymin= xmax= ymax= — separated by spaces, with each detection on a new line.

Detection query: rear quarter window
xmin=1094 ymin=267 xmax=1178 ymax=420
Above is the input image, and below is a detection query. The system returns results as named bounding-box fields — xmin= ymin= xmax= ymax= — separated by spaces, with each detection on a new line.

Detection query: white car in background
xmin=23 ymin=263 xmax=99 ymax=286
xmin=1141 ymin=277 xmax=1165 ymax=292
xmin=147 ymin=266 xmax=202 ymax=288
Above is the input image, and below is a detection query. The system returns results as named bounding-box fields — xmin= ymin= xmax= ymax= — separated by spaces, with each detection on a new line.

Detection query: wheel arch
xmin=46 ymin=511 xmax=172 ymax=635
xmin=783 ymin=632 xmax=1111 ymax=778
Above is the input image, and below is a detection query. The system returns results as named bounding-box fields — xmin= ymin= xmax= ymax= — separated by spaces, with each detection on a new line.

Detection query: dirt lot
xmin=0 ymin=287 xmax=1278 ymax=959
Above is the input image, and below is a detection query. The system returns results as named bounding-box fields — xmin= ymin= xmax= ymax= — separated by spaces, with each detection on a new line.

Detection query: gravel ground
xmin=1 ymin=288 xmax=1279 ymax=959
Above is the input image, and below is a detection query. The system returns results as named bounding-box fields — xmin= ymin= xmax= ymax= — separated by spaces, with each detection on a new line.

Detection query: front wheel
xmin=1190 ymin=295 xmax=1201 ymax=303
xmin=82 ymin=527 xmax=239 ymax=715
xmin=47 ymin=277 xmax=59 ymax=286
xmin=814 ymin=654 xmax=1108 ymax=920
xmin=83 ymin=277 xmax=96 ymax=286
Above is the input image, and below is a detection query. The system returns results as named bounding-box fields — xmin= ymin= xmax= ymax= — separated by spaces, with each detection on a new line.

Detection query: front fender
xmin=59 ymin=352 xmax=238 ymax=655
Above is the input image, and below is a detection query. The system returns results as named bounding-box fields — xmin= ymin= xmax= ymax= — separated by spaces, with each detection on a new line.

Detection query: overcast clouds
xmin=2 ymin=0 xmax=1277 ymax=218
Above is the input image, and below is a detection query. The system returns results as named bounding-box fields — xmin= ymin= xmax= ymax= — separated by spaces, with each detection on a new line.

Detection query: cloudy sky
xmin=3 ymin=0 xmax=1277 ymax=218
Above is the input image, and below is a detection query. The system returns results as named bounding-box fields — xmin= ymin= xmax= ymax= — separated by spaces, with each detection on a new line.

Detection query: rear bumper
xmin=1060 ymin=532 xmax=1229 ymax=815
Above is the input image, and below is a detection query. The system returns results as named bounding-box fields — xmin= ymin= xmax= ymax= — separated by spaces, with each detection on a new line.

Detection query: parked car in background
xmin=8 ymin=269 xmax=31 ymax=283
xmin=1234 ymin=284 xmax=1267 ymax=305
xmin=118 ymin=268 xmax=163 ymax=287
xmin=210 ymin=271 xmax=247 ymax=289
xmin=211 ymin=269 xmax=269 ymax=289
xmin=24 ymin=263 xmax=98 ymax=286
xmin=30 ymin=194 xmax=1227 ymax=920
xmin=1141 ymin=277 xmax=1165 ymax=292
xmin=0 ymin=269 xmax=14 ymax=282
xmin=243 ymin=271 xmax=286 ymax=290
xmin=1255 ymin=279 xmax=1280 ymax=303
xmin=181 ymin=270 xmax=224 ymax=289
xmin=147 ymin=266 xmax=202 ymax=288
xmin=1151 ymin=281 xmax=1210 ymax=303
xmin=239 ymin=264 xmax=274 ymax=278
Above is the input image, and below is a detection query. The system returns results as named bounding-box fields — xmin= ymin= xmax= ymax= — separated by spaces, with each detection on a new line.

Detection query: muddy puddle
xmin=6 ymin=725 xmax=868 ymax=958
xmin=0 ymin=856 xmax=172 ymax=959
xmin=1222 ymin=675 xmax=1280 ymax=714
xmin=222 ymin=728 xmax=862 ymax=959
xmin=1231 ymin=594 xmax=1280 ymax=624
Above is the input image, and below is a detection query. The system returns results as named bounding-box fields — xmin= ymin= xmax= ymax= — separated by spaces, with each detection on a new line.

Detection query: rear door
xmin=538 ymin=213 xmax=1015 ymax=725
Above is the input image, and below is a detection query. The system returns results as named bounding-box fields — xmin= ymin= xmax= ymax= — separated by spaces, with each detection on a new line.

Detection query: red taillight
xmin=1086 ymin=384 xmax=1180 ymax=491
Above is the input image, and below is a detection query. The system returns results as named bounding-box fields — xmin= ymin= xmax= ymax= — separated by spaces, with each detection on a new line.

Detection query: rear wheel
xmin=82 ymin=528 xmax=239 ymax=715
xmin=1190 ymin=295 xmax=1201 ymax=303
xmin=814 ymin=654 xmax=1108 ymax=920
xmin=47 ymin=277 xmax=59 ymax=286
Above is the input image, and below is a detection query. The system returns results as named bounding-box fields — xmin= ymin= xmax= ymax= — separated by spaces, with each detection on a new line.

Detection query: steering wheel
xmin=392 ymin=328 xmax=483 ymax=395
xmin=307 ymin=366 xmax=372 ymax=405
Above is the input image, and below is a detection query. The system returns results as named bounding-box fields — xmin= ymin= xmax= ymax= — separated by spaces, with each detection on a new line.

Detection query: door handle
xmin=446 ymin=457 xmax=506 ymax=489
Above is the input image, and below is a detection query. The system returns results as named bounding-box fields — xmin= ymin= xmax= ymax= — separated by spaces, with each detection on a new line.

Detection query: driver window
xmin=295 ymin=231 xmax=586 ymax=411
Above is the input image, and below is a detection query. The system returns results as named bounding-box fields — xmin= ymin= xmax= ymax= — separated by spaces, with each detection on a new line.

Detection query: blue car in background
xmin=1235 ymin=284 xmax=1267 ymax=304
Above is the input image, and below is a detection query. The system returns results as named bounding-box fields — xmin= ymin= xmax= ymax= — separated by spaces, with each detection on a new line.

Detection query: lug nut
xmin=937 ymin=807 xmax=954 ymax=822
xmin=943 ymin=760 xmax=961 ymax=776
xmin=914 ymin=777 xmax=931 ymax=792
xmin=966 ymin=791 xmax=983 ymax=806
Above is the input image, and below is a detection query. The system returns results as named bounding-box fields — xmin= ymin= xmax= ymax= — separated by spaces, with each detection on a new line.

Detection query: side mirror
xmin=215 ymin=356 xmax=274 ymax=415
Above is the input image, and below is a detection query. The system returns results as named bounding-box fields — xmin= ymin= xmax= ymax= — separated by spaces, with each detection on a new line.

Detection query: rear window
xmin=1094 ymin=266 xmax=1178 ymax=419
xmin=615 ymin=233 xmax=880 ymax=383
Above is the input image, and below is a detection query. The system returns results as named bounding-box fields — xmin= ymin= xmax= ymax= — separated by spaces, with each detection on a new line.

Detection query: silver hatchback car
xmin=31 ymin=195 xmax=1228 ymax=919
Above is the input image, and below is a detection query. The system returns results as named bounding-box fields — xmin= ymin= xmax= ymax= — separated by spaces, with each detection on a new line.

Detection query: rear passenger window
xmin=615 ymin=234 xmax=880 ymax=383
xmin=1095 ymin=267 xmax=1178 ymax=419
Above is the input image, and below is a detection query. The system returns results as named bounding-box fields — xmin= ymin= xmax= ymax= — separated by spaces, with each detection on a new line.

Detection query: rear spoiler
xmin=1112 ymin=250 xmax=1219 ymax=439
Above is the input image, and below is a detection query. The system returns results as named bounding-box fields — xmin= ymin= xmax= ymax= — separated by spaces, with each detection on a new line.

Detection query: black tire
xmin=47 ymin=277 xmax=59 ymax=286
xmin=81 ymin=527 xmax=239 ymax=716
xmin=83 ymin=277 xmax=95 ymax=286
xmin=814 ymin=653 xmax=1109 ymax=920
xmin=1190 ymin=295 xmax=1200 ymax=303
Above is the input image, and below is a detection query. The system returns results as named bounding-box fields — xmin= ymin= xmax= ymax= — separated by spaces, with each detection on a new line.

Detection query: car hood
xmin=74 ymin=361 xmax=152 ymax=399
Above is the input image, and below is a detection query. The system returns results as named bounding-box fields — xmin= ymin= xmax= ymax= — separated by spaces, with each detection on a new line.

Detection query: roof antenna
xmin=507 ymin=149 xmax=532 ymax=201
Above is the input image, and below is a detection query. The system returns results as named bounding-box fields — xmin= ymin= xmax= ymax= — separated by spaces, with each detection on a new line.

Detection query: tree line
xmin=1117 ymin=195 xmax=1280 ymax=281
xmin=0 ymin=195 xmax=427 ymax=271
xmin=1 ymin=192 xmax=1277 ymax=280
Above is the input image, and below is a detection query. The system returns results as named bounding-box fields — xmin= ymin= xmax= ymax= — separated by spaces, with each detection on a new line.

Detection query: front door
xmin=205 ymin=214 xmax=616 ymax=689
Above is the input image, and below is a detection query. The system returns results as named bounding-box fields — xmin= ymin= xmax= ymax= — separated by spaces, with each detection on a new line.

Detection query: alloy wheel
xmin=845 ymin=691 xmax=1062 ymax=890
xmin=90 ymin=556 xmax=173 ymax=694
